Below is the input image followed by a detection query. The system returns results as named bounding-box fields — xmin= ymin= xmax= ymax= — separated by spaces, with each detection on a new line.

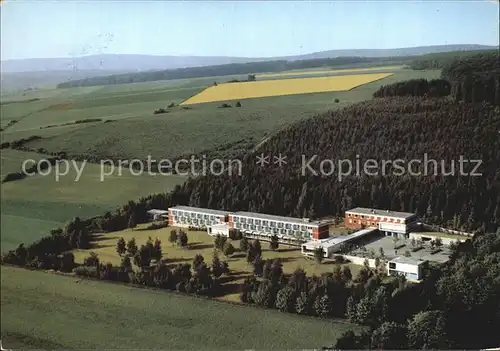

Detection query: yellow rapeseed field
xmin=257 ymin=65 xmax=403 ymax=78
xmin=181 ymin=72 xmax=393 ymax=105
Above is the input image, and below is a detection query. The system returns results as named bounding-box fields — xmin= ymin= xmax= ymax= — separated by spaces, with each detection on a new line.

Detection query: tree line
xmin=1 ymin=221 xmax=230 ymax=297
xmin=442 ymin=52 xmax=500 ymax=105
xmin=373 ymin=79 xmax=451 ymax=98
xmin=56 ymin=56 xmax=418 ymax=88
xmin=408 ymin=49 xmax=498 ymax=70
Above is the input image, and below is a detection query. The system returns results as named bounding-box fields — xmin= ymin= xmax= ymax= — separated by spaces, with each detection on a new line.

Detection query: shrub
xmin=146 ymin=222 xmax=168 ymax=230
xmin=235 ymin=101 xmax=242 ymax=107
xmin=228 ymin=229 xmax=242 ymax=240
xmin=223 ymin=242 xmax=235 ymax=257
xmin=74 ymin=265 xmax=99 ymax=278
xmin=154 ymin=108 xmax=168 ymax=114
xmin=219 ymin=103 xmax=232 ymax=108
xmin=334 ymin=98 xmax=340 ymax=103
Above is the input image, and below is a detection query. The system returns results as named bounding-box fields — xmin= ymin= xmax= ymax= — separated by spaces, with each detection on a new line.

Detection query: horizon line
xmin=1 ymin=43 xmax=498 ymax=62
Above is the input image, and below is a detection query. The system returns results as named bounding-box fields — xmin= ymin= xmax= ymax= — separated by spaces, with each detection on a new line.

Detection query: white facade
xmin=231 ymin=213 xmax=313 ymax=239
xmin=168 ymin=206 xmax=228 ymax=228
xmin=387 ymin=256 xmax=427 ymax=281
xmin=379 ymin=222 xmax=408 ymax=234
xmin=230 ymin=212 xmax=330 ymax=242
xmin=207 ymin=223 xmax=230 ymax=237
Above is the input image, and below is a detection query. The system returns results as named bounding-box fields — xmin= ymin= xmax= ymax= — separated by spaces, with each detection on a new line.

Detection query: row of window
xmin=171 ymin=211 xmax=221 ymax=221
xmin=173 ymin=216 xmax=221 ymax=226
xmin=347 ymin=213 xmax=404 ymax=223
xmin=348 ymin=219 xmax=379 ymax=226
xmin=234 ymin=222 xmax=312 ymax=238
xmin=232 ymin=216 xmax=310 ymax=230
xmin=388 ymin=269 xmax=418 ymax=280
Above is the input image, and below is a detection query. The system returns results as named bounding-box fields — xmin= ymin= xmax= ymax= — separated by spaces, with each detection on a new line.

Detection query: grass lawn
xmin=74 ymin=225 xmax=362 ymax=302
xmin=0 ymin=163 xmax=186 ymax=252
xmin=1 ymin=265 xmax=362 ymax=349
xmin=0 ymin=149 xmax=52 ymax=178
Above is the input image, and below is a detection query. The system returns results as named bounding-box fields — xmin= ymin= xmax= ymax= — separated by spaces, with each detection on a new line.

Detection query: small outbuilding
xmin=387 ymin=256 xmax=428 ymax=282
xmin=147 ymin=209 xmax=168 ymax=221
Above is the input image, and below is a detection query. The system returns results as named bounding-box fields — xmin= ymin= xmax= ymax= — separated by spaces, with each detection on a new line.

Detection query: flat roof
xmin=304 ymin=228 xmax=378 ymax=249
xmin=147 ymin=209 xmax=168 ymax=215
xmin=168 ymin=206 xmax=229 ymax=216
xmin=233 ymin=211 xmax=328 ymax=226
xmin=390 ymin=256 xmax=427 ymax=265
xmin=346 ymin=207 xmax=415 ymax=219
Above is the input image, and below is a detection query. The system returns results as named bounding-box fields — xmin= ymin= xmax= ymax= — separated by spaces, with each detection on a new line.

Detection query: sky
xmin=1 ymin=1 xmax=499 ymax=60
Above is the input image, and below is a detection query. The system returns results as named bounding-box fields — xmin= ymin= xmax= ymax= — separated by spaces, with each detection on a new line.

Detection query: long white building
xmin=229 ymin=211 xmax=330 ymax=241
xmin=167 ymin=206 xmax=229 ymax=228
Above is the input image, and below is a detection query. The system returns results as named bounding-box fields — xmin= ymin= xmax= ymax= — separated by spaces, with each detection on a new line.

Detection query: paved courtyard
xmin=349 ymin=235 xmax=452 ymax=263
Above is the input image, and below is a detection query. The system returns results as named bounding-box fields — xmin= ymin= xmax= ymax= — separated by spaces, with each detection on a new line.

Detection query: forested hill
xmin=168 ymin=97 xmax=500 ymax=233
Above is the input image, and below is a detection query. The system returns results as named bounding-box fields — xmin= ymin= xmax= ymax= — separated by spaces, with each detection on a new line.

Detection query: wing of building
xmin=345 ymin=207 xmax=418 ymax=238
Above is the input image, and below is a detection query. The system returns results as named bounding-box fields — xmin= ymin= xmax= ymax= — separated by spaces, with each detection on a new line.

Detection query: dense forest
xmin=163 ymin=97 xmax=500 ymax=233
xmin=408 ymin=49 xmax=498 ymax=70
xmin=375 ymin=52 xmax=500 ymax=105
xmin=56 ymin=56 xmax=414 ymax=88
xmin=442 ymin=51 xmax=500 ymax=104
xmin=373 ymin=79 xmax=451 ymax=98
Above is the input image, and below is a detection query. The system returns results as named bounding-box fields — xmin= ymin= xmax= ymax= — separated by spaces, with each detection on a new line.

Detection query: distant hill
xmin=281 ymin=44 xmax=497 ymax=61
xmin=2 ymin=44 xmax=495 ymax=73
xmin=1 ymin=44 xmax=496 ymax=91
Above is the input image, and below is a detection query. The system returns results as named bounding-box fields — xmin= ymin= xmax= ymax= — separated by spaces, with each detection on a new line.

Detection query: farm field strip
xmin=257 ymin=65 xmax=404 ymax=78
xmin=181 ymin=73 xmax=394 ymax=105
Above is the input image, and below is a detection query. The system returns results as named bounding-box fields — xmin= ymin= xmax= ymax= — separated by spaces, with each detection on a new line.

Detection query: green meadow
xmin=1 ymin=266 xmax=363 ymax=349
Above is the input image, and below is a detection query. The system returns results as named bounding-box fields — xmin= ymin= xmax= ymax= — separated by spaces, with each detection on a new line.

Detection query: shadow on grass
xmin=218 ymin=282 xmax=245 ymax=296
xmin=218 ymin=273 xmax=252 ymax=285
xmin=92 ymin=234 xmax=119 ymax=242
xmin=231 ymin=253 xmax=246 ymax=259
xmin=189 ymin=242 xmax=214 ymax=250
xmin=276 ymin=247 xmax=300 ymax=253
xmin=88 ymin=242 xmax=114 ymax=249
xmin=166 ymin=257 xmax=189 ymax=264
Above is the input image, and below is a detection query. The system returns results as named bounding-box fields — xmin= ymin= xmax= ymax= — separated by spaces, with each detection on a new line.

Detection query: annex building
xmin=301 ymin=228 xmax=378 ymax=258
xmin=345 ymin=207 xmax=418 ymax=238
xmin=387 ymin=256 xmax=428 ymax=282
